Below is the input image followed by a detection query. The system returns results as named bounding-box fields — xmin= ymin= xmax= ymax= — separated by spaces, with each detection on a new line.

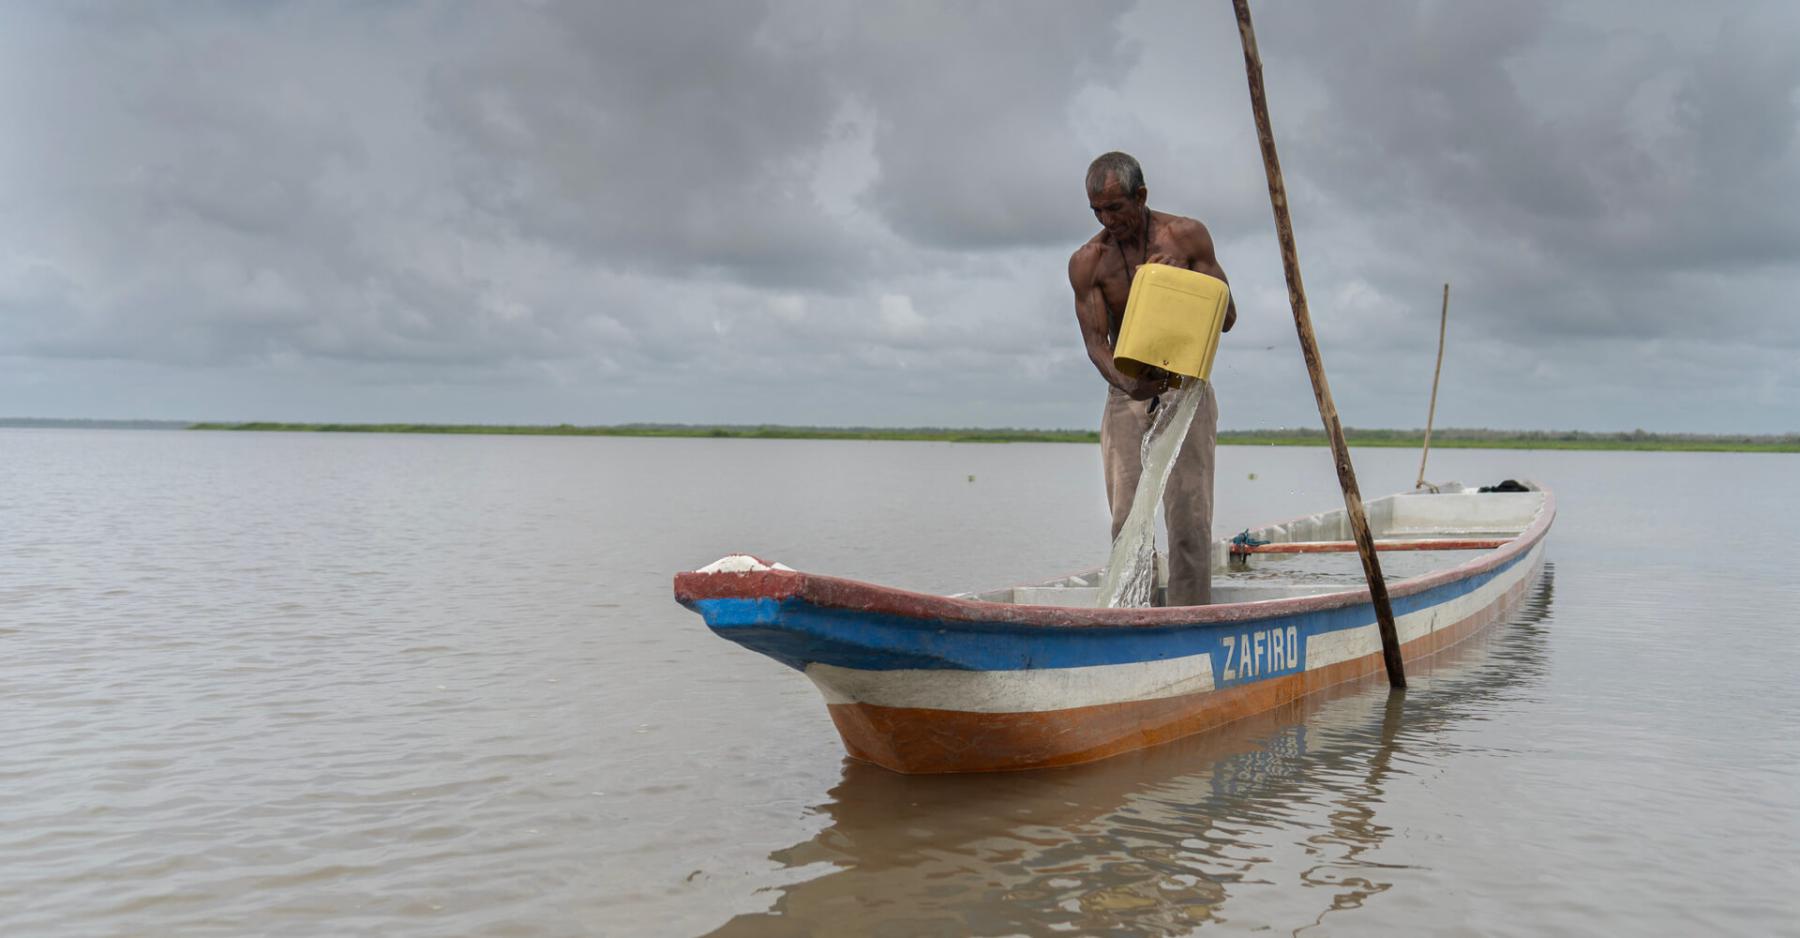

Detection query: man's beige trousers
xmin=1100 ymin=382 xmax=1218 ymax=606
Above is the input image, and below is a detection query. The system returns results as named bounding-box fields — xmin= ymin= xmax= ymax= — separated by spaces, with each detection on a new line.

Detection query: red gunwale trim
xmin=1229 ymin=537 xmax=1509 ymax=555
xmin=672 ymin=489 xmax=1556 ymax=632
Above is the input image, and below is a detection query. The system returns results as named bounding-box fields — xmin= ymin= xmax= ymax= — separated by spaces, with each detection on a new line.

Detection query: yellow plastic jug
xmin=1113 ymin=263 xmax=1230 ymax=381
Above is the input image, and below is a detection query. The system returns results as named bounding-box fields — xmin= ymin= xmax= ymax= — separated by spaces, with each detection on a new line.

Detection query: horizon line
xmin=4 ymin=417 xmax=1796 ymax=450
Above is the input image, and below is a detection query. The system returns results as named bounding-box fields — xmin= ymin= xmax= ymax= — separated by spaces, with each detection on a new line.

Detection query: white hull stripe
xmin=807 ymin=539 xmax=1542 ymax=714
xmin=807 ymin=652 xmax=1216 ymax=713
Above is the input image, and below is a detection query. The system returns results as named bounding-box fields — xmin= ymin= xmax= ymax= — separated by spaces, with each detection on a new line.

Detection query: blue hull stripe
xmin=695 ymin=547 xmax=1528 ymax=680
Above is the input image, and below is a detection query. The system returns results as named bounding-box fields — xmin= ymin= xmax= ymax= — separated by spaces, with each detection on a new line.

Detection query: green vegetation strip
xmin=187 ymin=422 xmax=1800 ymax=452
xmin=1217 ymin=427 xmax=1800 ymax=452
xmin=188 ymin=422 xmax=1098 ymax=443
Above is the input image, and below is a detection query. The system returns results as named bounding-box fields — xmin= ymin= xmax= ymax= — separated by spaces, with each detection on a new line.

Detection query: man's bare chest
xmin=1097 ymin=236 xmax=1188 ymax=319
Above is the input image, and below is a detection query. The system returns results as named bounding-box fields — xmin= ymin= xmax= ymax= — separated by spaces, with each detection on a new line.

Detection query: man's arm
xmin=1069 ymin=245 xmax=1161 ymax=398
xmin=1150 ymin=219 xmax=1237 ymax=333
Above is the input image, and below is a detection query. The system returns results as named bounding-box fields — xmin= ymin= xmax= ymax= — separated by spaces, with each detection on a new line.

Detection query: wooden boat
xmin=673 ymin=483 xmax=1554 ymax=774
xmin=714 ymin=587 xmax=1560 ymax=932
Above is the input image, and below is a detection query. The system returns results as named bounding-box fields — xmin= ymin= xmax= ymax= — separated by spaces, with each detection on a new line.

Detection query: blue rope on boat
xmin=1231 ymin=529 xmax=1270 ymax=548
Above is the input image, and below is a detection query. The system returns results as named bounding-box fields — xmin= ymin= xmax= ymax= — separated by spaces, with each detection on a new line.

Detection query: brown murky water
xmin=2 ymin=430 xmax=1796 ymax=936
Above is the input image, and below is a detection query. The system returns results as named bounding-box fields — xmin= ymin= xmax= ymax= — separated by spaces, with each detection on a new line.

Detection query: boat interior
xmin=959 ymin=485 xmax=1548 ymax=608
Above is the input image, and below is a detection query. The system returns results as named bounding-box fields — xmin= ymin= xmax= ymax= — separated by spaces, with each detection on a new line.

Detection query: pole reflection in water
xmin=708 ymin=567 xmax=1557 ymax=936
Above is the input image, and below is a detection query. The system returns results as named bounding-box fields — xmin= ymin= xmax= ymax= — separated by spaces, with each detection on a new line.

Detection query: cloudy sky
xmin=2 ymin=1 xmax=1796 ymax=432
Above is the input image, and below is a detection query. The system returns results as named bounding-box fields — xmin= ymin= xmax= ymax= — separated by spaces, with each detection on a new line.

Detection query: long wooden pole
xmin=1415 ymin=283 xmax=1450 ymax=489
xmin=1232 ymin=0 xmax=1405 ymax=687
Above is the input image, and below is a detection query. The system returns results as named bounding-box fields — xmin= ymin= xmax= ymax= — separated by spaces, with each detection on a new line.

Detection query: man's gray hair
xmin=1086 ymin=151 xmax=1145 ymax=195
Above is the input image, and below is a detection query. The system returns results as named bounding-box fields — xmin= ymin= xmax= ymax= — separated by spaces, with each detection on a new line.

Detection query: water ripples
xmin=3 ymin=432 xmax=1796 ymax=935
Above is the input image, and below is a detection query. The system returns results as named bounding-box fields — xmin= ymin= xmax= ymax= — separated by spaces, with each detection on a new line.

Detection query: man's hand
xmin=1148 ymin=249 xmax=1235 ymax=331
xmin=1126 ymin=367 xmax=1176 ymax=401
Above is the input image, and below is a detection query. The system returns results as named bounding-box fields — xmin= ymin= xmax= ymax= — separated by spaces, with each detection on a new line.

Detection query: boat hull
xmin=676 ymin=490 xmax=1553 ymax=774
xmin=820 ymin=542 xmax=1543 ymax=772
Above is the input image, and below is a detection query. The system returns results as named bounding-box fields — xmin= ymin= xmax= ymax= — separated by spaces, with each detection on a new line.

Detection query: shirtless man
xmin=1068 ymin=151 xmax=1236 ymax=606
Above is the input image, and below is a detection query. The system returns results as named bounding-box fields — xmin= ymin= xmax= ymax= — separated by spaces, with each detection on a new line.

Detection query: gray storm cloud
xmin=0 ymin=0 xmax=1795 ymax=431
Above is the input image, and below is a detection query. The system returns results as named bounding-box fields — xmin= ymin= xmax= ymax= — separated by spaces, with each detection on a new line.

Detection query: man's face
xmin=1087 ymin=177 xmax=1145 ymax=241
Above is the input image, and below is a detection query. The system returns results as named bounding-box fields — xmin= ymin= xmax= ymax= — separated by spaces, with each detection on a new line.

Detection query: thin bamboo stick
xmin=1416 ymin=283 xmax=1450 ymax=489
xmin=1231 ymin=0 xmax=1406 ymax=687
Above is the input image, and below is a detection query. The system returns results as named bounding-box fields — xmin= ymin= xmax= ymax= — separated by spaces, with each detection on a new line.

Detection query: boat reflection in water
xmin=708 ymin=567 xmax=1556 ymax=936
